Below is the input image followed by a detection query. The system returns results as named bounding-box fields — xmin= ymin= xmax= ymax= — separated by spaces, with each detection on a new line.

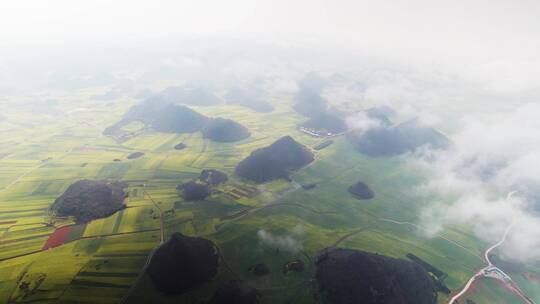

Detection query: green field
xmin=1 ymin=95 xmax=538 ymax=304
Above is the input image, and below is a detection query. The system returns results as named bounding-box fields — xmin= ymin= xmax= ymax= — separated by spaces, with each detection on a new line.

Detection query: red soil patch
xmin=42 ymin=225 xmax=73 ymax=250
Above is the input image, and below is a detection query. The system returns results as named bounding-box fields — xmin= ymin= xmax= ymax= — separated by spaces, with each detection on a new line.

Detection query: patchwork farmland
xmin=1 ymin=96 xmax=538 ymax=304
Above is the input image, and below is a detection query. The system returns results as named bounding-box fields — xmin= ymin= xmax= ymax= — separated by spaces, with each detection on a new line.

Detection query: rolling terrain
xmin=0 ymin=94 xmax=538 ymax=304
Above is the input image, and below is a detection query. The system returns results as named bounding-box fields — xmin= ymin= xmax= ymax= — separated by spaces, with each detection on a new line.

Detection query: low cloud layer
xmin=414 ymin=103 xmax=540 ymax=262
xmin=257 ymin=226 xmax=304 ymax=253
xmin=345 ymin=111 xmax=383 ymax=136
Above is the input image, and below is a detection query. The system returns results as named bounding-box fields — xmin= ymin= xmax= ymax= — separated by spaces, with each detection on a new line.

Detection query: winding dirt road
xmin=447 ymin=191 xmax=535 ymax=304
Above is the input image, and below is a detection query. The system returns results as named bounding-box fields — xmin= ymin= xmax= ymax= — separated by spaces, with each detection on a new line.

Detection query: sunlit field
xmin=3 ymin=91 xmax=537 ymax=304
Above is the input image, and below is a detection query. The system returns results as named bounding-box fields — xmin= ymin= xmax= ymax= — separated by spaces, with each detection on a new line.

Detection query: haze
xmin=1 ymin=1 xmax=540 ymax=303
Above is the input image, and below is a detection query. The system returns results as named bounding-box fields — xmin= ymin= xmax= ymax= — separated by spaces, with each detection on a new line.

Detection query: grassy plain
xmin=0 ymin=94 xmax=537 ymax=304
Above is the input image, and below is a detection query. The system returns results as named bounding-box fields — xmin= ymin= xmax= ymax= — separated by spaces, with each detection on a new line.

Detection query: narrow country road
xmin=447 ymin=191 xmax=535 ymax=304
xmin=142 ymin=187 xmax=164 ymax=244
xmin=484 ymin=219 xmax=515 ymax=267
xmin=0 ymin=147 xmax=74 ymax=193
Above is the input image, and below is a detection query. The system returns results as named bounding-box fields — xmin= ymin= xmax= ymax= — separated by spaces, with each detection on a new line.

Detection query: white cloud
xmin=415 ymin=103 xmax=540 ymax=262
xmin=257 ymin=229 xmax=303 ymax=253
xmin=345 ymin=111 xmax=383 ymax=136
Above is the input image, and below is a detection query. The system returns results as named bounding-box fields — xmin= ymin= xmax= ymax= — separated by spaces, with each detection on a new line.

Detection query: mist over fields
xmin=1 ymin=1 xmax=540 ymax=302
xmin=1 ymin=38 xmax=539 ymax=266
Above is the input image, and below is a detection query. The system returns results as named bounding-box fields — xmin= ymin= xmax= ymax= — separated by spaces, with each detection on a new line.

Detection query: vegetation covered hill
xmin=177 ymin=181 xmax=210 ymax=201
xmin=151 ymin=103 xmax=210 ymax=133
xmin=105 ymin=99 xmax=250 ymax=142
xmin=199 ymin=169 xmax=228 ymax=185
xmin=104 ymin=98 xmax=209 ymax=135
xmin=365 ymin=106 xmax=394 ymax=126
xmin=348 ymin=181 xmax=374 ymax=199
xmin=294 ymin=72 xmax=328 ymax=118
xmin=176 ymin=169 xmax=229 ymax=201
xmin=161 ymin=86 xmax=222 ymax=106
xmin=294 ymin=89 xmax=328 ymax=118
xmin=210 ymin=281 xmax=257 ymax=304
xmin=51 ymin=180 xmax=127 ymax=223
xmin=127 ymin=152 xmax=145 ymax=159
xmin=224 ymin=87 xmax=274 ymax=112
xmin=147 ymin=233 xmax=219 ymax=294
xmin=174 ymin=142 xmax=187 ymax=150
xmin=315 ymin=248 xmax=437 ymax=304
xmin=301 ymin=112 xmax=348 ymax=134
xmin=294 ymin=73 xmax=348 ymax=133
xmin=202 ymin=118 xmax=251 ymax=142
xmin=348 ymin=119 xmax=449 ymax=156
xmin=235 ymin=136 xmax=314 ymax=183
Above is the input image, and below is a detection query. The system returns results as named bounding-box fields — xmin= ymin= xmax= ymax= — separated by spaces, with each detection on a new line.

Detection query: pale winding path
xmin=447 ymin=191 xmax=535 ymax=304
